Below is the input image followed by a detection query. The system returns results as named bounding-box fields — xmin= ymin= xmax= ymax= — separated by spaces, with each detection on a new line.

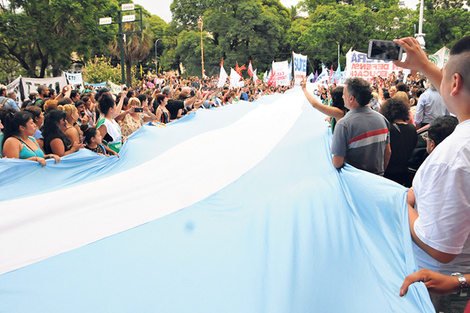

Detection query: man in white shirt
xmin=395 ymin=36 xmax=470 ymax=313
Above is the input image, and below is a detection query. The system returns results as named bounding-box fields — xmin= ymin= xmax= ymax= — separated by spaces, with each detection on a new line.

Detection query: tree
xmin=110 ymin=23 xmax=154 ymax=86
xmin=423 ymin=7 xmax=470 ymax=53
xmin=289 ymin=4 xmax=376 ymax=68
xmin=286 ymin=3 xmax=417 ymax=71
xmin=303 ymin=0 xmax=398 ymax=13
xmin=185 ymin=0 xmax=292 ymax=76
xmin=0 ymin=0 xmax=116 ymax=78
xmin=82 ymin=56 xmax=123 ymax=84
xmin=145 ymin=14 xmax=168 ymax=74
xmin=170 ymin=0 xmax=207 ymax=31
xmin=424 ymin=0 xmax=465 ymax=11
xmin=289 ymin=4 xmax=303 ymax=21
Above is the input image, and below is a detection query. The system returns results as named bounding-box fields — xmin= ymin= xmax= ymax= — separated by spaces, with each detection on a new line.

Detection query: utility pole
xmin=198 ymin=16 xmax=205 ymax=78
xmin=415 ymin=0 xmax=426 ymax=50
xmin=96 ymin=4 xmax=143 ymax=85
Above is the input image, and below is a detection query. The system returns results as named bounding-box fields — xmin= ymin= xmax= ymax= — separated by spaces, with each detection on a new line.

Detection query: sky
xmin=135 ymin=0 xmax=421 ymax=23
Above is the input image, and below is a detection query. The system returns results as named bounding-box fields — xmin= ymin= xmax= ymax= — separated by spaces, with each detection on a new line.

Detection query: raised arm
xmin=394 ymin=37 xmax=442 ymax=93
xmin=300 ymin=77 xmax=344 ymax=120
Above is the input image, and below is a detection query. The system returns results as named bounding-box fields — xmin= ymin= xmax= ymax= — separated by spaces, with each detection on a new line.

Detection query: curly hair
xmin=379 ymin=98 xmax=410 ymax=123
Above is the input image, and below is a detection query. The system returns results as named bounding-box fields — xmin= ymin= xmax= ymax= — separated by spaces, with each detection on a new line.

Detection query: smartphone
xmin=134 ymin=107 xmax=143 ymax=112
xmin=368 ymin=40 xmax=403 ymax=61
xmin=80 ymin=111 xmax=86 ymax=117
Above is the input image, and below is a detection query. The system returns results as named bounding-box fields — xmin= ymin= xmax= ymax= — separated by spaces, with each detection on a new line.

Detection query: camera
xmin=80 ymin=111 xmax=86 ymax=117
xmin=367 ymin=40 xmax=403 ymax=61
xmin=134 ymin=107 xmax=143 ymax=113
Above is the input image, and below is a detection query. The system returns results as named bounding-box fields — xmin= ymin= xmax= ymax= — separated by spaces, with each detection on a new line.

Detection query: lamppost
xmin=415 ymin=0 xmax=426 ymax=50
xmin=198 ymin=16 xmax=205 ymax=78
xmin=155 ymin=38 xmax=161 ymax=75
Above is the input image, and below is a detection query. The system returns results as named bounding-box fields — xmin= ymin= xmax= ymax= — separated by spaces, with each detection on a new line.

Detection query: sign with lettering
xmin=293 ymin=52 xmax=307 ymax=85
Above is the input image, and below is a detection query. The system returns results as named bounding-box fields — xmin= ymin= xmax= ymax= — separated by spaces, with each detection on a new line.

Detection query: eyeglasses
xmin=421 ymin=132 xmax=432 ymax=142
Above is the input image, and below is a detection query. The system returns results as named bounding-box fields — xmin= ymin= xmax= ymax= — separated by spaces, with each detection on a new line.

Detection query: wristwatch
xmin=451 ymin=272 xmax=468 ymax=297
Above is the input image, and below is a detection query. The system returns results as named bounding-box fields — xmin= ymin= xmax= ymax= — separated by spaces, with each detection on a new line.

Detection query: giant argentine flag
xmin=0 ymin=88 xmax=433 ymax=312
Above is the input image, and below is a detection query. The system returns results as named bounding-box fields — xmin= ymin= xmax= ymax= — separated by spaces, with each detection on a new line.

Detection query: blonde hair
xmin=393 ymin=91 xmax=409 ymax=105
xmin=128 ymin=97 xmax=141 ymax=107
xmin=58 ymin=104 xmax=77 ymax=120
xmin=58 ymin=104 xmax=82 ymax=136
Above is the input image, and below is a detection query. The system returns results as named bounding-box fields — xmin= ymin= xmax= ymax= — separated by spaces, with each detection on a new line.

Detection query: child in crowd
xmin=82 ymin=126 xmax=109 ymax=156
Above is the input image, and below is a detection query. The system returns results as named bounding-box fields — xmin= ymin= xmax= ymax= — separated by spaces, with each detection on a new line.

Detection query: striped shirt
xmin=331 ymin=106 xmax=390 ymax=175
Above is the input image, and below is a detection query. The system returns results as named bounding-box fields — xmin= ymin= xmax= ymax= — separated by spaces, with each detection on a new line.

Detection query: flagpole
xmin=338 ymin=44 xmax=340 ymax=68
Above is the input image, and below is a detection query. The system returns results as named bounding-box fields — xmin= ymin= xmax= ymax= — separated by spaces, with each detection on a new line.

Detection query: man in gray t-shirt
xmin=331 ymin=77 xmax=391 ymax=175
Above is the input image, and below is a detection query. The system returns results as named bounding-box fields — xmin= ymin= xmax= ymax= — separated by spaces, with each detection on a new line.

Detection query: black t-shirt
xmin=385 ymin=123 xmax=418 ymax=182
xmin=44 ymin=132 xmax=72 ymax=155
xmin=166 ymin=99 xmax=185 ymax=120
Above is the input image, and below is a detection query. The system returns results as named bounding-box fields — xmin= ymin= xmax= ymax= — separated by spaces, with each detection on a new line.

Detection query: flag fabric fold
xmin=0 ymin=89 xmax=435 ymax=313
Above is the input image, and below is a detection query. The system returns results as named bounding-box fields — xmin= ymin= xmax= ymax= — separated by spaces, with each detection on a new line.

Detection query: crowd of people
xmin=301 ymin=37 xmax=469 ymax=313
xmin=1 ymin=35 xmax=469 ymax=313
xmin=0 ymin=76 xmax=293 ymax=164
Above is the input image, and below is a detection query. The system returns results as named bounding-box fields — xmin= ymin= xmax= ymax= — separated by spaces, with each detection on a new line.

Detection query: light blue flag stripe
xmin=0 ymin=97 xmax=279 ymax=202
xmin=0 ymin=88 xmax=434 ymax=312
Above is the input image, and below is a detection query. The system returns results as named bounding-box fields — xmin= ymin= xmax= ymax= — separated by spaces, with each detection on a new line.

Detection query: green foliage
xmin=170 ymin=0 xmax=291 ymax=76
xmin=2 ymin=0 xmax=470 ymax=79
xmin=142 ymin=14 xmax=168 ymax=74
xmin=0 ymin=0 xmax=116 ymax=77
xmin=424 ymin=0 xmax=465 ymax=11
xmin=82 ymin=55 xmax=124 ymax=84
xmin=303 ymin=0 xmax=398 ymax=13
xmin=286 ymin=3 xmax=418 ymax=69
xmin=423 ymin=7 xmax=470 ymax=53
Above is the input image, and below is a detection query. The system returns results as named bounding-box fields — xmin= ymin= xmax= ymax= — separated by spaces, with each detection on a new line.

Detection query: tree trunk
xmin=126 ymin=60 xmax=132 ymax=87
xmin=39 ymin=55 xmax=48 ymax=78
xmin=51 ymin=59 xmax=61 ymax=77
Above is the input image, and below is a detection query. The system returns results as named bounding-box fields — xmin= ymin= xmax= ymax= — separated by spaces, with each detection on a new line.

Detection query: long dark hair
xmin=41 ymin=109 xmax=71 ymax=154
xmin=2 ymin=111 xmax=33 ymax=149
xmin=98 ymin=94 xmax=115 ymax=116
xmin=330 ymin=86 xmax=346 ymax=112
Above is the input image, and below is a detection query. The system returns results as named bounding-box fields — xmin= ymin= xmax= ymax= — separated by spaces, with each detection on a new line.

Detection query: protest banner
xmin=6 ymin=76 xmax=22 ymax=103
xmin=21 ymin=76 xmax=68 ymax=98
xmin=64 ymin=72 xmax=84 ymax=88
xmin=345 ymin=50 xmax=410 ymax=82
xmin=315 ymin=65 xmax=329 ymax=84
xmin=293 ymin=52 xmax=307 ymax=85
xmin=271 ymin=60 xmax=290 ymax=87
xmin=429 ymin=46 xmax=450 ymax=69
xmin=84 ymin=82 xmax=107 ymax=88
